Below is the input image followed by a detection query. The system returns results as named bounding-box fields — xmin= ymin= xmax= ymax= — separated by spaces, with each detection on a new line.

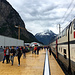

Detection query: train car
xmin=50 ymin=19 xmax=75 ymax=75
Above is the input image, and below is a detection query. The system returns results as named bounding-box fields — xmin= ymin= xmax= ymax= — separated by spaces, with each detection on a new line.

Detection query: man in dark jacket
xmin=17 ymin=47 xmax=22 ymax=66
xmin=10 ymin=46 xmax=16 ymax=66
xmin=37 ymin=46 xmax=40 ymax=55
xmin=49 ymin=47 xmax=52 ymax=55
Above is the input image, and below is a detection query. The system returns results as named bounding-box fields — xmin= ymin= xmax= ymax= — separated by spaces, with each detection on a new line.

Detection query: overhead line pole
xmin=59 ymin=24 xmax=61 ymax=34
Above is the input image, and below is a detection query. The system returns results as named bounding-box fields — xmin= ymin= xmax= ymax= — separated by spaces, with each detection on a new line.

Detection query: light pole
xmin=59 ymin=24 xmax=61 ymax=34
xmin=15 ymin=25 xmax=27 ymax=40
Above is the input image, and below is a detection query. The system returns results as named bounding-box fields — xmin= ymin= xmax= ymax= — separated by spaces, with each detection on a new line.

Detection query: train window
xmin=64 ymin=49 xmax=66 ymax=54
xmin=64 ymin=49 xmax=67 ymax=59
xmin=59 ymin=47 xmax=60 ymax=51
xmin=58 ymin=37 xmax=59 ymax=39
xmin=71 ymin=26 xmax=72 ymax=34
xmin=73 ymin=23 xmax=75 ymax=30
xmin=62 ymin=29 xmax=66 ymax=36
xmin=61 ymin=47 xmax=62 ymax=52
xmin=64 ymin=30 xmax=66 ymax=36
xmin=66 ymin=29 xmax=67 ymax=36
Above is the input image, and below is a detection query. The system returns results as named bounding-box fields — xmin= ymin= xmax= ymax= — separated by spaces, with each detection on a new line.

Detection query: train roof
xmin=58 ymin=19 xmax=75 ymax=36
xmin=50 ymin=19 xmax=75 ymax=44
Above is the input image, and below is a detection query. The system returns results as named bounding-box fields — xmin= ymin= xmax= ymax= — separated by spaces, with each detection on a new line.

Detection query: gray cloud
xmin=7 ymin=0 xmax=75 ymax=35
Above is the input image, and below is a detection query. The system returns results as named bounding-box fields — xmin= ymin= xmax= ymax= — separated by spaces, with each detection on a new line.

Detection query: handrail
xmin=43 ymin=49 xmax=51 ymax=75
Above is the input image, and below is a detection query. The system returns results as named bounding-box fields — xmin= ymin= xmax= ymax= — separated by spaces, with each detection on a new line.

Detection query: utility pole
xmin=15 ymin=25 xmax=26 ymax=40
xmin=15 ymin=25 xmax=31 ymax=40
xmin=59 ymin=24 xmax=61 ymax=34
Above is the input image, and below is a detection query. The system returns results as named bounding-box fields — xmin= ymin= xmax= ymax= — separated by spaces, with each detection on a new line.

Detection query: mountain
xmin=35 ymin=30 xmax=57 ymax=45
xmin=0 ymin=0 xmax=38 ymax=43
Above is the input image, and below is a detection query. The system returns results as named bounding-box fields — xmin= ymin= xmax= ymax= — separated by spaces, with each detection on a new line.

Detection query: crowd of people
xmin=1 ymin=45 xmax=52 ymax=67
xmin=32 ymin=46 xmax=40 ymax=55
xmin=32 ymin=45 xmax=52 ymax=55
xmin=2 ymin=46 xmax=27 ymax=66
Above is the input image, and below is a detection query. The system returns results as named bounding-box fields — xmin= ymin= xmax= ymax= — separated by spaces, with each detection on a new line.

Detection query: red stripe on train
xmin=74 ymin=31 xmax=75 ymax=38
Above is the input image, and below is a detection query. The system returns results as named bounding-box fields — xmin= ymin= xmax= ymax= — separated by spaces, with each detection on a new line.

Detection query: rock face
xmin=35 ymin=30 xmax=57 ymax=45
xmin=0 ymin=0 xmax=38 ymax=42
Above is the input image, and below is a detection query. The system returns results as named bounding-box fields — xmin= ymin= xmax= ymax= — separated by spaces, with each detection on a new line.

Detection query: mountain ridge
xmin=0 ymin=0 xmax=38 ymax=43
xmin=35 ymin=30 xmax=57 ymax=45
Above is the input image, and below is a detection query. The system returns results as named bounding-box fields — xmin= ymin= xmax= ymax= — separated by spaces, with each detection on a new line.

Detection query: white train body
xmin=50 ymin=19 xmax=75 ymax=75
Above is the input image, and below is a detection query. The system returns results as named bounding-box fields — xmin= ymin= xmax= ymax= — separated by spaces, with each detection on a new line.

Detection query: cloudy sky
xmin=7 ymin=0 xmax=75 ymax=35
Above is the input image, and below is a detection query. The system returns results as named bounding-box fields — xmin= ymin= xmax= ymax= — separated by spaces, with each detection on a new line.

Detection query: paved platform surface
xmin=49 ymin=53 xmax=65 ymax=75
xmin=0 ymin=49 xmax=65 ymax=75
xmin=0 ymin=50 xmax=46 ymax=75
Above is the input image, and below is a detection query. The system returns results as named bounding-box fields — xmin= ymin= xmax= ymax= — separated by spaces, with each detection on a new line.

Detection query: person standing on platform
xmin=2 ymin=47 xmax=6 ymax=63
xmin=17 ymin=48 xmax=22 ymax=66
xmin=22 ymin=46 xmax=26 ymax=58
xmin=44 ymin=46 xmax=46 ymax=50
xmin=32 ymin=46 xmax=34 ymax=54
xmin=37 ymin=46 xmax=40 ymax=55
xmin=49 ymin=47 xmax=52 ymax=55
xmin=47 ymin=46 xmax=49 ymax=50
xmin=6 ymin=47 xmax=10 ymax=64
xmin=34 ymin=46 xmax=37 ymax=54
xmin=20 ymin=46 xmax=22 ymax=56
xmin=10 ymin=46 xmax=16 ymax=66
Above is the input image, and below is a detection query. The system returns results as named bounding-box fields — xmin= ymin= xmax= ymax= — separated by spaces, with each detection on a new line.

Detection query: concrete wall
xmin=0 ymin=35 xmax=24 ymax=47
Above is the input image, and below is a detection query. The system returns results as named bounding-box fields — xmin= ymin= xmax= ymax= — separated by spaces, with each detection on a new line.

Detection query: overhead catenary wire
xmin=61 ymin=15 xmax=75 ymax=30
xmin=62 ymin=4 xmax=75 ymax=24
xmin=60 ymin=0 xmax=74 ymax=23
xmin=59 ymin=0 xmax=75 ymax=32
xmin=57 ymin=0 xmax=74 ymax=33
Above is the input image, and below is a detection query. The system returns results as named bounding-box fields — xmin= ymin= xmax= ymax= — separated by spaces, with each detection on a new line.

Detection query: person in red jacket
xmin=2 ymin=47 xmax=6 ymax=63
xmin=34 ymin=46 xmax=37 ymax=54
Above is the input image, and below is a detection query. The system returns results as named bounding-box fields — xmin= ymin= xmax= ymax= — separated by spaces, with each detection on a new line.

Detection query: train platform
xmin=0 ymin=49 xmax=65 ymax=75
xmin=49 ymin=54 xmax=65 ymax=75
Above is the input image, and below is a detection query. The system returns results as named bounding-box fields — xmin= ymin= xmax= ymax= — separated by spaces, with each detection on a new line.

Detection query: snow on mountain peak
xmin=35 ymin=30 xmax=57 ymax=45
xmin=35 ymin=30 xmax=54 ymax=36
xmin=44 ymin=30 xmax=53 ymax=34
